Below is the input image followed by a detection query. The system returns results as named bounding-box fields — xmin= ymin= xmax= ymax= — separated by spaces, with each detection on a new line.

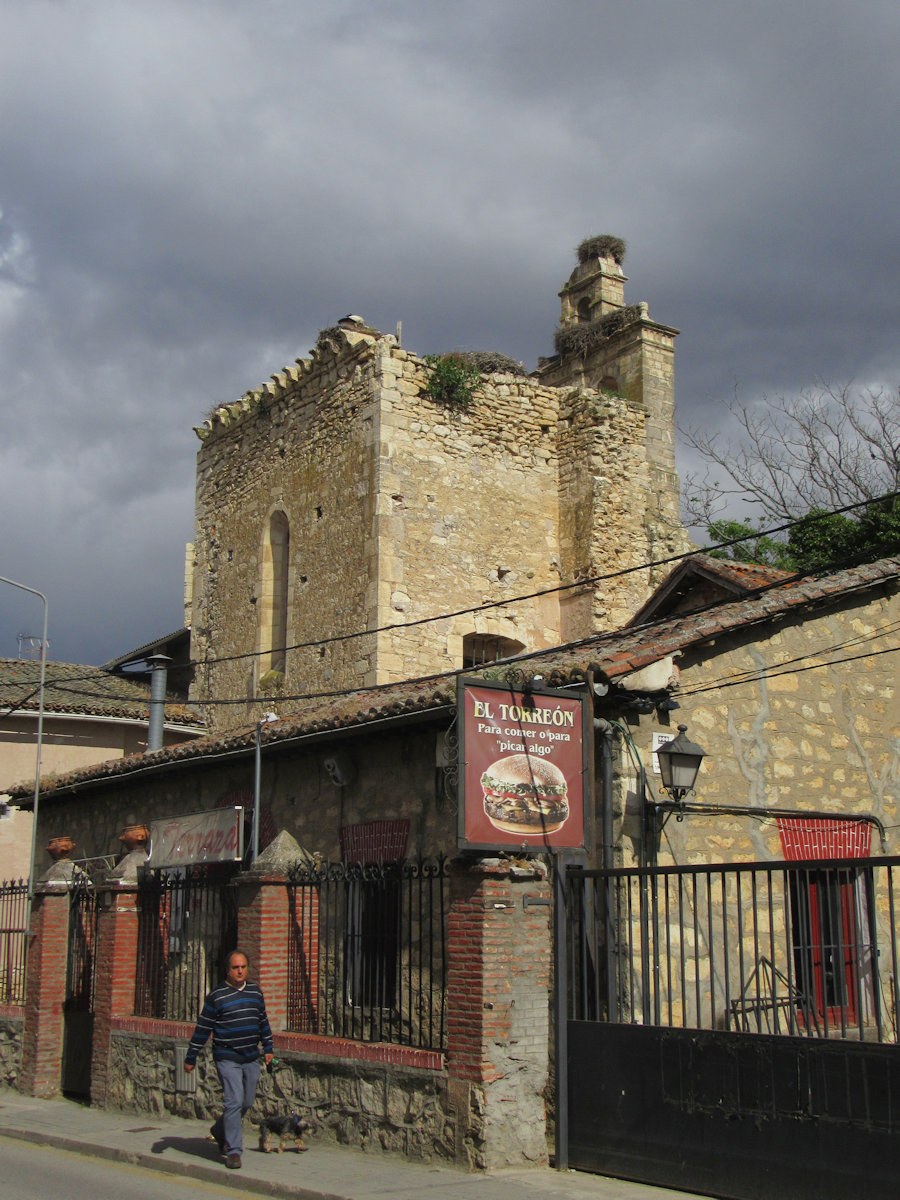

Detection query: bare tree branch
xmin=680 ymin=383 xmax=900 ymax=525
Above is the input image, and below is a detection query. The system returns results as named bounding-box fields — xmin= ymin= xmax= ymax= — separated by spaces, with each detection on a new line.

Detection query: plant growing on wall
xmin=422 ymin=353 xmax=482 ymax=409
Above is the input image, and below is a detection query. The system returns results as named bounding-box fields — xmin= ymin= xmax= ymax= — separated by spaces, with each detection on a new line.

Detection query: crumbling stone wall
xmin=0 ymin=1012 xmax=22 ymax=1088
xmin=191 ymin=332 xmax=379 ymax=728
xmin=190 ymin=250 xmax=689 ymax=733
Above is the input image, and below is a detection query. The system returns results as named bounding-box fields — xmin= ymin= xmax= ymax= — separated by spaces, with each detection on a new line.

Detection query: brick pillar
xmin=19 ymin=884 xmax=69 ymax=1097
xmin=446 ymin=858 xmax=552 ymax=1170
xmin=90 ymin=885 xmax=139 ymax=1107
xmin=234 ymin=874 xmax=291 ymax=1032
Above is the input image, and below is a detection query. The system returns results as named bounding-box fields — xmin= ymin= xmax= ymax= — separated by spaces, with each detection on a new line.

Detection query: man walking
xmin=184 ymin=950 xmax=273 ymax=1169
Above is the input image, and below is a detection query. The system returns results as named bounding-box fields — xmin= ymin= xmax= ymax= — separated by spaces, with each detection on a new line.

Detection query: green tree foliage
xmin=707 ymin=500 xmax=900 ymax=572
xmin=684 ymin=383 xmax=900 ymax=571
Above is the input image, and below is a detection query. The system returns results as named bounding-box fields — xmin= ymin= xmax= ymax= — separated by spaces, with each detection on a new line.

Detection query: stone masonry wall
xmin=556 ymin=387 xmax=659 ymax=634
xmin=0 ymin=1011 xmax=23 ymax=1088
xmin=611 ymin=583 xmax=900 ymax=867
xmin=191 ymin=333 xmax=379 ymax=732
xmin=107 ymin=1030 xmax=454 ymax=1160
xmin=191 ymin=305 xmax=689 ymax=732
xmin=371 ymin=344 xmax=564 ymax=681
xmin=33 ymin=722 xmax=455 ymax=866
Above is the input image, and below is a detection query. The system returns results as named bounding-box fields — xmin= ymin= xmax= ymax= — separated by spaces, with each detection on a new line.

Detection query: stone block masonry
xmin=0 ymin=1010 xmax=23 ymax=1088
xmin=190 ymin=244 xmax=690 ymax=734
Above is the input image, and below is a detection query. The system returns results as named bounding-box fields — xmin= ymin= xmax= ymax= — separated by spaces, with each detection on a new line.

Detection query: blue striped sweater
xmin=185 ymin=981 xmax=274 ymax=1065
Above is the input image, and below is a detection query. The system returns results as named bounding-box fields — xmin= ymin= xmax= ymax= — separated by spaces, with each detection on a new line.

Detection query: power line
xmin=677 ymin=640 xmax=900 ymax=698
xmin=190 ymin=490 xmax=900 ymax=673
xmin=2 ymin=492 xmax=897 ymax=720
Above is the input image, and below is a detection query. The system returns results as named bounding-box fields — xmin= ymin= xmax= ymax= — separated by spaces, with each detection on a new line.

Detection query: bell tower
xmin=558 ymin=234 xmax=627 ymax=326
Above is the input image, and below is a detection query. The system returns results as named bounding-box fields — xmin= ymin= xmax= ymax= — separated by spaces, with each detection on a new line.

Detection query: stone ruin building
xmin=188 ymin=236 xmax=691 ymax=732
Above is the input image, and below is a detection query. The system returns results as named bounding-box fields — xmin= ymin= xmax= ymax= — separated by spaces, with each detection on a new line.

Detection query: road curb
xmin=0 ymin=1126 xmax=345 ymax=1200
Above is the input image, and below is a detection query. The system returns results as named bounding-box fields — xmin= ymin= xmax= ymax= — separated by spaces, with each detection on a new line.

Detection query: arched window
xmin=462 ymin=633 xmax=525 ymax=669
xmin=577 ymin=297 xmax=593 ymax=323
xmin=260 ymin=510 xmax=290 ymax=676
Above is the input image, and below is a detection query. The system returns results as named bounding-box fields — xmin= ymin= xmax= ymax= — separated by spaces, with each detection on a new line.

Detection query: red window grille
xmin=778 ymin=818 xmax=873 ymax=1027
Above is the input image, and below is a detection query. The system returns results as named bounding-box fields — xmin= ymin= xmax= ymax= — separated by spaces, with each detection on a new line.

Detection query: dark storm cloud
xmin=1 ymin=0 xmax=898 ymax=662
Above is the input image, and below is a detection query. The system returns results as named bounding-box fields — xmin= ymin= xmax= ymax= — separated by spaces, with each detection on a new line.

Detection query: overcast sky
xmin=2 ymin=0 xmax=899 ymax=666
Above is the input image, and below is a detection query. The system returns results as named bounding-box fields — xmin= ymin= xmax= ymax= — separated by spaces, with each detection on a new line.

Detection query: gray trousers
xmin=214 ymin=1058 xmax=261 ymax=1155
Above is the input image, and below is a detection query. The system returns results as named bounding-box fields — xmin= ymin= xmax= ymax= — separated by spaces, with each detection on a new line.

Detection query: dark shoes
xmin=225 ymin=1153 xmax=242 ymax=1169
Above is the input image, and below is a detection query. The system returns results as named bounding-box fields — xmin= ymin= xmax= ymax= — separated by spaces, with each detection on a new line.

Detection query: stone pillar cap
xmin=240 ymin=829 xmax=317 ymax=878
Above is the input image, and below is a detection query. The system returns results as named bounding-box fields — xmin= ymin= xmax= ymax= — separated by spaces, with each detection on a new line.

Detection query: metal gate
xmin=61 ymin=882 xmax=99 ymax=1096
xmin=563 ymin=857 xmax=900 ymax=1200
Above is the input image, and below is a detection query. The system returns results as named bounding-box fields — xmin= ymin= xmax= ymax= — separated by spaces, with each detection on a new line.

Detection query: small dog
xmin=258 ymin=1112 xmax=310 ymax=1154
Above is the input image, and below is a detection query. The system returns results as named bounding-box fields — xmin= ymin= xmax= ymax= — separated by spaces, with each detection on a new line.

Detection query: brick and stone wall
xmin=106 ymin=1025 xmax=453 ymax=1159
xmin=14 ymin=853 xmax=554 ymax=1171
xmin=447 ymin=857 xmax=552 ymax=1169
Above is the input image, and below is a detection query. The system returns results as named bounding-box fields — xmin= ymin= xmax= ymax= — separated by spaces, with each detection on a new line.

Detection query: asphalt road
xmin=0 ymin=1136 xmax=265 ymax=1200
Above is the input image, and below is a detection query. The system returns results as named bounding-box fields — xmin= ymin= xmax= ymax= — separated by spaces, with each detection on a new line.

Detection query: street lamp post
xmin=252 ymin=712 xmax=278 ymax=861
xmin=0 ymin=577 xmax=48 ymax=905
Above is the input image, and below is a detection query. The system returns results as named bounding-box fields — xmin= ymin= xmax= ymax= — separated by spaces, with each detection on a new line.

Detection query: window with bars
xmin=462 ymin=633 xmax=524 ymax=669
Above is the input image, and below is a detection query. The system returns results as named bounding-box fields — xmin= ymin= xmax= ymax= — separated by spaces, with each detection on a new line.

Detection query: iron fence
xmin=0 ymin=878 xmax=28 ymax=1005
xmin=567 ymin=856 xmax=900 ymax=1042
xmin=66 ymin=880 xmax=99 ymax=1012
xmin=287 ymin=856 xmax=448 ymax=1051
xmin=134 ymin=865 xmax=239 ymax=1023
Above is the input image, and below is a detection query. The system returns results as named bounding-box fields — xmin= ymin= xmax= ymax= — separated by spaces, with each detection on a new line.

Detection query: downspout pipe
xmin=594 ymin=718 xmax=619 ymax=1024
xmin=146 ymin=654 xmax=171 ymax=753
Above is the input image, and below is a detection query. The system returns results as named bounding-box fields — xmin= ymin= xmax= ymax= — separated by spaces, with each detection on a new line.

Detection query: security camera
xmin=323 ymin=752 xmax=356 ymax=788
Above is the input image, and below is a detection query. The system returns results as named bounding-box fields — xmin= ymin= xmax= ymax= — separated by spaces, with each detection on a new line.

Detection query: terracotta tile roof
xmin=628 ymin=552 xmax=795 ymax=625
xmin=11 ymin=555 xmax=900 ymax=802
xmin=538 ymin=554 xmax=900 ymax=682
xmin=0 ymin=659 xmax=204 ymax=726
xmin=102 ymin=627 xmax=190 ymax=671
xmin=692 ymin=554 xmax=794 ymax=589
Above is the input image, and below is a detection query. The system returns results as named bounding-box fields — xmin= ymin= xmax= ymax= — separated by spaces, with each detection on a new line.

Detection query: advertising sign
xmin=457 ymin=675 xmax=592 ymax=852
xmin=148 ymin=807 xmax=244 ymax=868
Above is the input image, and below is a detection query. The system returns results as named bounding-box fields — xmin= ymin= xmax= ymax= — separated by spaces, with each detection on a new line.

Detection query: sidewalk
xmin=0 ymin=1090 xmax=698 ymax=1200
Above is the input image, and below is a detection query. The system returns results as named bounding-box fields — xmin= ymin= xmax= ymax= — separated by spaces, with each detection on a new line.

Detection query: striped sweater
xmin=185 ymin=981 xmax=274 ymax=1065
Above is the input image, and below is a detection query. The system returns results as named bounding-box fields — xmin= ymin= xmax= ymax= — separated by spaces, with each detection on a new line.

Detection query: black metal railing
xmin=567 ymin=856 xmax=900 ymax=1042
xmin=287 ymin=856 xmax=448 ymax=1051
xmin=66 ymin=881 xmax=99 ymax=1012
xmin=134 ymin=865 xmax=239 ymax=1023
xmin=0 ymin=878 xmax=28 ymax=1005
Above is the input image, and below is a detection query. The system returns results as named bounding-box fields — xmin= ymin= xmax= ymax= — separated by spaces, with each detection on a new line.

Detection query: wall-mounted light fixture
xmin=656 ymin=724 xmax=707 ymax=804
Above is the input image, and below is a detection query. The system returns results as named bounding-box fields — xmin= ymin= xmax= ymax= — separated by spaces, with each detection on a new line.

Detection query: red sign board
xmin=457 ymin=676 xmax=592 ymax=852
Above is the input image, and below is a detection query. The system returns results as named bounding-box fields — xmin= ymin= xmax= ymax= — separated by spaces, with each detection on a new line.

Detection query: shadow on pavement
xmin=150 ymin=1135 xmax=222 ymax=1161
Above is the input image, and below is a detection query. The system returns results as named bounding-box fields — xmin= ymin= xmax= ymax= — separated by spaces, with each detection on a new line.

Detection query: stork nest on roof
xmin=576 ymin=235 xmax=626 ymax=266
xmin=553 ymin=305 xmax=642 ymax=358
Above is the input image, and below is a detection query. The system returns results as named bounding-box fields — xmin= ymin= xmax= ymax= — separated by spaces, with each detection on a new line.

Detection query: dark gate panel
xmin=61 ymin=883 xmax=99 ymax=1096
xmin=568 ymin=1022 xmax=900 ymax=1200
xmin=564 ymin=857 xmax=900 ymax=1200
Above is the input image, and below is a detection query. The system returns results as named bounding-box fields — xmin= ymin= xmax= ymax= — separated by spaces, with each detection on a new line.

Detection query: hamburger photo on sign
xmin=480 ymin=752 xmax=569 ymax=836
